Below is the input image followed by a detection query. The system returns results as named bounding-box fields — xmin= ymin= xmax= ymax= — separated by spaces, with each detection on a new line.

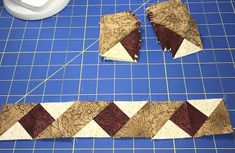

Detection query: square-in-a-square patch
xmin=19 ymin=104 xmax=55 ymax=138
xmin=94 ymin=103 xmax=129 ymax=136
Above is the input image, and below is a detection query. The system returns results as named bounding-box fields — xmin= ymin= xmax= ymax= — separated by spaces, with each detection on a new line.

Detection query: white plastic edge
xmin=4 ymin=0 xmax=70 ymax=20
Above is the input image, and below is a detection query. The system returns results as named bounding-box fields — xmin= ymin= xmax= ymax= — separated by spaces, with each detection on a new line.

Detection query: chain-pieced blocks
xmin=0 ymin=99 xmax=232 ymax=140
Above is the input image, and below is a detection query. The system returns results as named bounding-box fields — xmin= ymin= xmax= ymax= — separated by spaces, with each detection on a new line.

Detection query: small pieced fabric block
xmin=94 ymin=103 xmax=130 ymax=136
xmin=114 ymin=102 xmax=182 ymax=138
xmin=0 ymin=99 xmax=232 ymax=140
xmin=194 ymin=100 xmax=233 ymax=137
xmin=0 ymin=104 xmax=37 ymax=137
xmin=99 ymin=11 xmax=141 ymax=62
xmin=36 ymin=102 xmax=109 ymax=139
xmin=146 ymin=0 xmax=203 ymax=59
xmin=19 ymin=104 xmax=55 ymax=138
xmin=170 ymin=102 xmax=208 ymax=136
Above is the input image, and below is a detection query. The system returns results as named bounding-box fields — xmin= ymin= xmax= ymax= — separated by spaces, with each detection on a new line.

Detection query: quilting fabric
xmin=146 ymin=0 xmax=203 ymax=59
xmin=0 ymin=99 xmax=232 ymax=140
xmin=99 ymin=11 xmax=141 ymax=62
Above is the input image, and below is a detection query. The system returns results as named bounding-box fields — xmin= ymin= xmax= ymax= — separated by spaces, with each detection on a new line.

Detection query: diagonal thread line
xmin=15 ymin=1 xmax=150 ymax=104
xmin=15 ymin=40 xmax=98 ymax=104
xmin=133 ymin=0 xmax=150 ymax=13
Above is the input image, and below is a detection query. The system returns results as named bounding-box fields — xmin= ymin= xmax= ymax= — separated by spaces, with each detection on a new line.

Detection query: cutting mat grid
xmin=0 ymin=0 xmax=235 ymax=152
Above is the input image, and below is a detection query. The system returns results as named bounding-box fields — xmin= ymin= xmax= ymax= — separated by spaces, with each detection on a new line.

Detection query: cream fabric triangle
xmin=174 ymin=39 xmax=202 ymax=59
xmin=153 ymin=120 xmax=191 ymax=139
xmin=187 ymin=99 xmax=222 ymax=117
xmin=102 ymin=42 xmax=135 ymax=62
xmin=0 ymin=122 xmax=32 ymax=140
xmin=114 ymin=101 xmax=147 ymax=118
xmin=40 ymin=102 xmax=74 ymax=119
xmin=74 ymin=120 xmax=110 ymax=137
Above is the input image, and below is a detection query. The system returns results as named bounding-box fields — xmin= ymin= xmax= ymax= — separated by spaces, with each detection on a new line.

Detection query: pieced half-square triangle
xmin=99 ymin=11 xmax=141 ymax=62
xmin=147 ymin=0 xmax=203 ymax=59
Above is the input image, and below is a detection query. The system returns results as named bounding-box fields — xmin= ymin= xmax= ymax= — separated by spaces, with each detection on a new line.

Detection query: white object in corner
xmin=4 ymin=0 xmax=70 ymax=20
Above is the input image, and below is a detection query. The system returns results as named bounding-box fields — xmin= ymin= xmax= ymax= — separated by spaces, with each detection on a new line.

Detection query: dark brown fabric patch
xmin=152 ymin=23 xmax=184 ymax=57
xmin=120 ymin=27 xmax=141 ymax=60
xmin=19 ymin=104 xmax=55 ymax=138
xmin=94 ymin=102 xmax=130 ymax=136
xmin=170 ymin=102 xmax=208 ymax=136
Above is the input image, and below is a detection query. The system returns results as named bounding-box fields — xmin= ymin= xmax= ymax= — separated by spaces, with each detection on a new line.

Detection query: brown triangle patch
xmin=120 ymin=27 xmax=141 ymax=60
xmin=194 ymin=101 xmax=233 ymax=137
xmin=152 ymin=23 xmax=184 ymax=58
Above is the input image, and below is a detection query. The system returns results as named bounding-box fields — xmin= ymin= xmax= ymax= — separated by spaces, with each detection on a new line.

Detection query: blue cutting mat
xmin=0 ymin=0 xmax=235 ymax=152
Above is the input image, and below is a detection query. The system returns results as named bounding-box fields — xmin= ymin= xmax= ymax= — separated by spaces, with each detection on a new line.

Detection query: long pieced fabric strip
xmin=146 ymin=0 xmax=203 ymax=59
xmin=0 ymin=99 xmax=233 ymax=140
xmin=99 ymin=11 xmax=141 ymax=62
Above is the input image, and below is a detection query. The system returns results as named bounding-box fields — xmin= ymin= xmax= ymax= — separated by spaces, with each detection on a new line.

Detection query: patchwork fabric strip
xmin=146 ymin=0 xmax=203 ymax=59
xmin=0 ymin=99 xmax=232 ymax=140
xmin=99 ymin=11 xmax=141 ymax=62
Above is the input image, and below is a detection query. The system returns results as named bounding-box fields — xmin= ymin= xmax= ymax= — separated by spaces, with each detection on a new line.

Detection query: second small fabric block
xmin=99 ymin=11 xmax=141 ymax=62
xmin=146 ymin=0 xmax=203 ymax=59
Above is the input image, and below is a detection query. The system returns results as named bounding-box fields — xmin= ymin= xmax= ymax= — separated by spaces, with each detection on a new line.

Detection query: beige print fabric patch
xmin=0 ymin=99 xmax=233 ymax=140
xmin=99 ymin=11 xmax=141 ymax=62
xmin=146 ymin=0 xmax=203 ymax=59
